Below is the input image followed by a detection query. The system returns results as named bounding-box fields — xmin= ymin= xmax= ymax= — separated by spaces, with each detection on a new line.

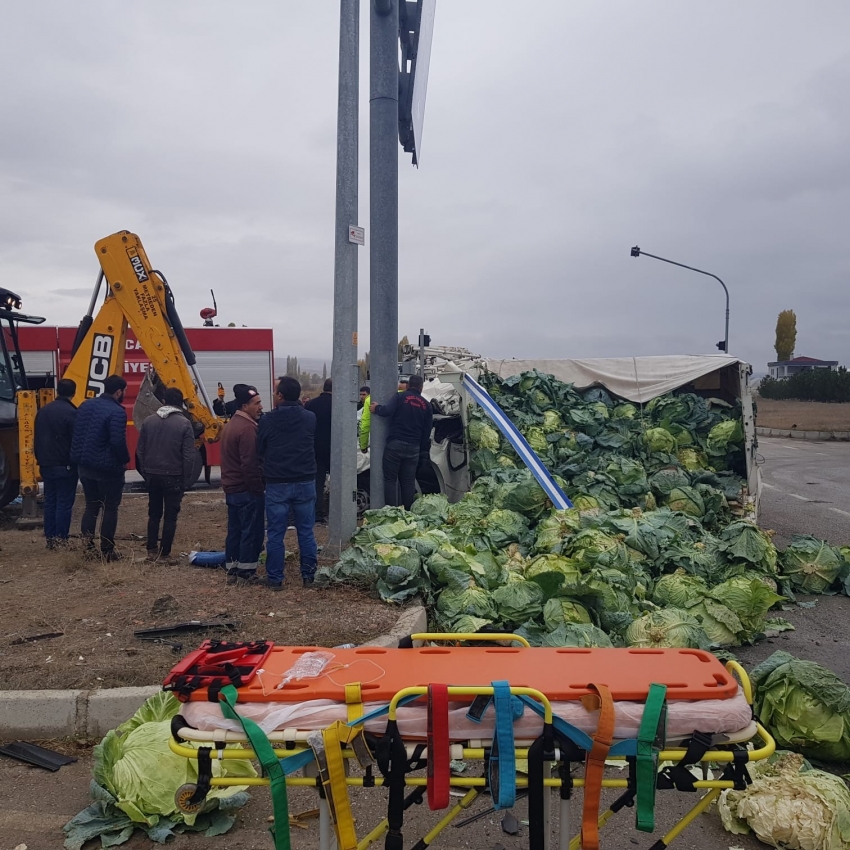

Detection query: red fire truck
xmin=17 ymin=325 xmax=275 ymax=469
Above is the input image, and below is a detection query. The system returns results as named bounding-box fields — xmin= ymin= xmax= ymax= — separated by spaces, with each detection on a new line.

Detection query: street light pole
xmin=630 ymin=246 xmax=730 ymax=354
xmin=328 ymin=0 xmax=360 ymax=552
xmin=369 ymin=0 xmax=399 ymax=509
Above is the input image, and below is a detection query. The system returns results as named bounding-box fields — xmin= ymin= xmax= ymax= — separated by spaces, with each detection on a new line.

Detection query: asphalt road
xmin=3 ymin=440 xmax=850 ymax=850
xmin=757 ymin=435 xmax=850 ymax=546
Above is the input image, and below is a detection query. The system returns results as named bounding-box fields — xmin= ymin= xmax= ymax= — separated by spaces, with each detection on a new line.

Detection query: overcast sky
xmin=2 ymin=1 xmax=849 ymax=373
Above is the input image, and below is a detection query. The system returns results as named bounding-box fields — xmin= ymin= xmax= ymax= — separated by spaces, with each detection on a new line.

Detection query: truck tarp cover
xmin=481 ymin=355 xmax=746 ymax=404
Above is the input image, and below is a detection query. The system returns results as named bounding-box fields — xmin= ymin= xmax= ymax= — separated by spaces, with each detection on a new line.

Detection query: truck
xmin=409 ymin=349 xmax=760 ymax=518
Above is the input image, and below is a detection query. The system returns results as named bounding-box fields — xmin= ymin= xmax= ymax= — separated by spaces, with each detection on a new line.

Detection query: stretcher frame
xmin=167 ymin=635 xmax=775 ymax=850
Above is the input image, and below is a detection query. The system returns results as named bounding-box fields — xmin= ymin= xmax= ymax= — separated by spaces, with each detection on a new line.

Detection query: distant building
xmin=767 ymin=356 xmax=838 ymax=379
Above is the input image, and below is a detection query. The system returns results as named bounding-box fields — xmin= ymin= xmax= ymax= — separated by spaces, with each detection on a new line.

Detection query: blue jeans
xmin=42 ymin=465 xmax=78 ymax=541
xmin=225 ymin=492 xmax=265 ymax=569
xmin=265 ymin=481 xmax=317 ymax=584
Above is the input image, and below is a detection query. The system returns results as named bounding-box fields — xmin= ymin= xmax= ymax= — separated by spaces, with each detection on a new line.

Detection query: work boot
xmin=265 ymin=579 xmax=283 ymax=592
xmin=160 ymin=555 xmax=179 ymax=566
xmin=147 ymin=549 xmax=160 ymax=562
xmin=104 ymin=550 xmax=122 ymax=563
xmin=302 ymin=575 xmax=315 ymax=588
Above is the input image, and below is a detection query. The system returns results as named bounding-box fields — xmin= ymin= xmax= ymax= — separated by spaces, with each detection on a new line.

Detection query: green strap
xmin=219 ymin=684 xmax=291 ymax=850
xmin=635 ymin=683 xmax=667 ymax=833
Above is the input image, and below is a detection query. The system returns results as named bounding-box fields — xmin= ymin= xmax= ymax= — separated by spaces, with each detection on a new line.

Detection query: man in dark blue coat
xmin=304 ymin=378 xmax=332 ymax=524
xmin=256 ymin=376 xmax=317 ymax=589
xmin=370 ymin=373 xmax=433 ymax=510
xmin=70 ymin=375 xmax=130 ymax=561
xmin=34 ymin=378 xmax=78 ymax=548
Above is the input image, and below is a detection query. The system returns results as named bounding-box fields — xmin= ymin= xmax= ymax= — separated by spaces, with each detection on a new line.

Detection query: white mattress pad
xmin=181 ymin=687 xmax=752 ymax=743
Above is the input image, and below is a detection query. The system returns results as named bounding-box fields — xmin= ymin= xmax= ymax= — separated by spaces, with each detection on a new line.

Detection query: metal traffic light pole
xmin=328 ymin=0 xmax=361 ymax=550
xmin=368 ymin=0 xmax=400 ymax=509
xmin=631 ymin=246 xmax=730 ymax=353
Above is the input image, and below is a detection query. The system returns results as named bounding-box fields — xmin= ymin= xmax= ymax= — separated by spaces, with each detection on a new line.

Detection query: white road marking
xmin=829 ymin=507 xmax=850 ymax=518
xmin=760 ymin=482 xmax=812 ymax=501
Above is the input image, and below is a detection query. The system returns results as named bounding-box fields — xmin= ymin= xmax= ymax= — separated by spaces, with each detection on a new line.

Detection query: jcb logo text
xmin=86 ymin=334 xmax=114 ymax=397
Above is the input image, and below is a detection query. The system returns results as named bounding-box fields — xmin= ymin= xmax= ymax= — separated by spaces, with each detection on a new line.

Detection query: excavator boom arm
xmin=63 ymin=231 xmax=222 ymax=443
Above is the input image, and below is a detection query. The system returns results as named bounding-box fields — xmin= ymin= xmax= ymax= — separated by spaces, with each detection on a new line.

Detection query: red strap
xmin=427 ymin=684 xmax=450 ymax=810
xmin=581 ymin=683 xmax=615 ymax=850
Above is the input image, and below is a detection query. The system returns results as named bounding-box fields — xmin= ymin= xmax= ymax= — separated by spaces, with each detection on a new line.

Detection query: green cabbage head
xmin=643 ymin=427 xmax=677 ymax=454
xmin=652 ymin=571 xmax=708 ymax=608
xmin=625 ymin=608 xmax=708 ymax=649
xmin=543 ymin=597 xmax=592 ymax=630
xmin=781 ymin=535 xmax=842 ymax=594
xmin=751 ymin=651 xmax=850 ymax=763
xmin=468 ymin=419 xmax=500 ymax=451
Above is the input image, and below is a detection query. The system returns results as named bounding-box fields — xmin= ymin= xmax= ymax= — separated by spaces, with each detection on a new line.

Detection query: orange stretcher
xmin=166 ymin=635 xmax=774 ymax=850
xmin=179 ymin=642 xmax=739 ymax=704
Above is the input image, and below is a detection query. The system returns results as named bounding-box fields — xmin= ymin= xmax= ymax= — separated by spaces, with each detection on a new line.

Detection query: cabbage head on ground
xmin=64 ymin=693 xmax=254 ymax=849
xmin=717 ymin=751 xmax=850 ymax=850
xmin=781 ymin=535 xmax=843 ymax=594
xmin=751 ymin=651 xmax=850 ymax=763
xmin=625 ymin=608 xmax=709 ymax=649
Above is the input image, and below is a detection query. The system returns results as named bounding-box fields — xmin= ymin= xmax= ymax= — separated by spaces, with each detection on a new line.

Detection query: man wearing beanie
xmin=257 ymin=376 xmax=318 ymax=590
xmin=220 ymin=385 xmax=265 ymax=584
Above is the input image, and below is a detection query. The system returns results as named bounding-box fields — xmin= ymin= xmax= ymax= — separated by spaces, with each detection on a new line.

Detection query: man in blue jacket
xmin=370 ymin=373 xmax=433 ymax=510
xmin=70 ymin=375 xmax=130 ymax=561
xmin=34 ymin=378 xmax=78 ymax=548
xmin=256 ymin=376 xmax=317 ymax=589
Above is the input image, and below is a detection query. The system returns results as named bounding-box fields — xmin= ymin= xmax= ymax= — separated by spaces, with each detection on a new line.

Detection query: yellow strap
xmin=345 ymin=682 xmax=363 ymax=723
xmin=322 ymin=721 xmax=359 ymax=850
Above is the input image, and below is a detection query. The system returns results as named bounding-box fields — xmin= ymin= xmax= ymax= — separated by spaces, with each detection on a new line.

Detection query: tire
xmin=355 ymin=470 xmax=370 ymax=517
xmin=0 ymin=444 xmax=19 ymax=508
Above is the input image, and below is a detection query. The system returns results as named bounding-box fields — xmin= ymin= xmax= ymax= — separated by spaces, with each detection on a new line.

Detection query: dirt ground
xmin=755 ymin=395 xmax=850 ymax=430
xmin=0 ymin=491 xmax=402 ymax=691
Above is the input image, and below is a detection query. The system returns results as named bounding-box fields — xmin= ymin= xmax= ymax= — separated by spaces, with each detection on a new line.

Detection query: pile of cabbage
xmin=316 ymin=372 xmax=850 ymax=650
xmin=469 ymin=369 xmax=750 ymax=520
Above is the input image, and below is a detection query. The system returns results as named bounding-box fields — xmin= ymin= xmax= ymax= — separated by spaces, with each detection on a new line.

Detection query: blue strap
xmin=463 ymin=373 xmax=572 ymax=509
xmin=490 ymin=681 xmax=517 ymax=809
xmin=517 ymin=695 xmax=638 ymax=758
xmin=278 ymin=747 xmax=316 ymax=775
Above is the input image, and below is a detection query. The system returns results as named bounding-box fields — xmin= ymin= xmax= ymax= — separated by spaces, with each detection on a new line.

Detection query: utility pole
xmin=328 ymin=0 xmax=360 ymax=550
xmin=369 ymin=0 xmax=399 ymax=509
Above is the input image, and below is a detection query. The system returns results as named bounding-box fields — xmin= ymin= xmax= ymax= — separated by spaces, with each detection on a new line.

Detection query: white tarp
xmin=481 ymin=355 xmax=747 ymax=403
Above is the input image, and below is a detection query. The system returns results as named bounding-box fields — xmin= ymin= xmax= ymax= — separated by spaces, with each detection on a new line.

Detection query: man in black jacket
xmin=256 ymin=376 xmax=317 ymax=589
xmin=34 ymin=378 xmax=78 ymax=548
xmin=370 ymin=373 xmax=433 ymax=510
xmin=136 ymin=387 xmax=196 ymax=564
xmin=305 ymin=378 xmax=332 ymax=524
xmin=70 ymin=375 xmax=130 ymax=561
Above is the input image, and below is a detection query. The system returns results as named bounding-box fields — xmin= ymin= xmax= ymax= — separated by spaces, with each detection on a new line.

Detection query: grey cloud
xmin=2 ymin=0 xmax=850 ymax=372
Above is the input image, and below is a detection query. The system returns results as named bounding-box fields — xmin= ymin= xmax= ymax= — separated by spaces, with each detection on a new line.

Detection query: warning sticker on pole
xmin=348 ymin=225 xmax=365 ymax=246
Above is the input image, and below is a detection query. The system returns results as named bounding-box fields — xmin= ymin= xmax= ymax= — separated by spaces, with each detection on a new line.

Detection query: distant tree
xmin=286 ymin=356 xmax=299 ymax=377
xmin=358 ymin=352 xmax=370 ymax=382
xmin=774 ymin=310 xmax=797 ymax=362
xmin=398 ymin=335 xmax=410 ymax=361
xmin=322 ymin=362 xmax=327 ymax=381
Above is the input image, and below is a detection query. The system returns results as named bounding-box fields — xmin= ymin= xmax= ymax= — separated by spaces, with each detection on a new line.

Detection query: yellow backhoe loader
xmin=3 ymin=230 xmax=223 ymax=520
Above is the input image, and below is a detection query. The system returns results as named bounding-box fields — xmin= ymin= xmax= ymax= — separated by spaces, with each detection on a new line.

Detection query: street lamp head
xmin=630 ymin=246 xmax=641 ymax=258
